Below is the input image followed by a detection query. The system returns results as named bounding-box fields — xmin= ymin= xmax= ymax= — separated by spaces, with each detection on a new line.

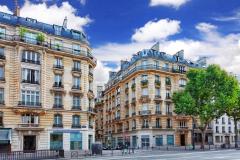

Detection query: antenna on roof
xmin=63 ymin=16 xmax=68 ymax=29
xmin=14 ymin=0 xmax=20 ymax=16
xmin=151 ymin=42 xmax=159 ymax=51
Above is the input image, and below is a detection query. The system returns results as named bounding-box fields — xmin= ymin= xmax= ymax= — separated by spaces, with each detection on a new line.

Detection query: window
xmin=222 ymin=117 xmax=225 ymax=124
xmin=166 ymin=103 xmax=171 ymax=114
xmin=141 ymin=60 xmax=148 ymax=68
xmin=81 ymin=47 xmax=87 ymax=55
xmin=2 ymin=14 xmax=10 ymax=20
xmin=155 ymin=75 xmax=160 ymax=81
xmin=73 ymin=96 xmax=81 ymax=109
xmin=54 ymin=39 xmax=63 ymax=50
xmin=167 ymin=118 xmax=172 ymax=128
xmin=178 ymin=65 xmax=186 ymax=73
xmin=155 ymin=135 xmax=163 ymax=146
xmin=22 ymin=51 xmax=40 ymax=64
xmin=132 ymin=91 xmax=135 ymax=98
xmin=54 ymin=93 xmax=62 ymax=108
xmin=50 ymin=133 xmax=63 ymax=150
xmin=73 ymin=77 xmax=80 ymax=88
xmin=25 ymin=32 xmax=37 ymax=44
xmin=0 ymin=66 xmax=4 ymax=79
xmin=0 ymin=88 xmax=4 ymax=104
xmin=216 ymin=118 xmax=219 ymax=124
xmin=228 ymin=118 xmax=231 ymax=124
xmin=21 ymin=114 xmax=39 ymax=125
xmin=72 ymin=115 xmax=80 ymax=126
xmin=141 ymin=75 xmax=148 ymax=81
xmin=142 ymin=103 xmax=148 ymax=111
xmin=54 ymin=74 xmax=62 ymax=87
xmin=22 ymin=68 xmax=40 ymax=84
xmin=141 ymin=135 xmax=150 ymax=147
xmin=0 ymin=112 xmax=3 ymax=127
xmin=132 ymin=119 xmax=136 ymax=128
xmin=179 ymin=79 xmax=186 ymax=87
xmin=154 ymin=60 xmax=159 ymax=67
xmin=0 ymin=27 xmax=6 ymax=38
xmin=21 ymin=90 xmax=40 ymax=106
xmin=70 ymin=133 xmax=82 ymax=150
xmin=156 ymin=103 xmax=161 ymax=112
xmin=73 ymin=44 xmax=81 ymax=55
xmin=142 ymin=88 xmax=148 ymax=96
xmin=165 ymin=77 xmax=171 ymax=85
xmin=156 ymin=118 xmax=160 ymax=127
xmin=54 ymin=25 xmax=62 ymax=36
xmin=142 ymin=119 xmax=149 ymax=127
xmin=216 ymin=126 xmax=219 ymax=133
xmin=164 ymin=63 xmax=169 ymax=69
xmin=72 ymin=31 xmax=82 ymax=40
xmin=166 ymin=90 xmax=171 ymax=99
xmin=0 ymin=47 xmax=4 ymax=58
xmin=73 ymin=61 xmax=81 ymax=71
xmin=228 ymin=126 xmax=231 ymax=133
xmin=54 ymin=114 xmax=62 ymax=126
xmin=26 ymin=18 xmax=37 ymax=23
xmin=155 ymin=88 xmax=160 ymax=96
xmin=167 ymin=135 xmax=174 ymax=145
xmin=215 ymin=136 xmax=220 ymax=143
xmin=54 ymin=57 xmax=63 ymax=68
xmin=179 ymin=121 xmax=187 ymax=128
xmin=222 ymin=126 xmax=225 ymax=133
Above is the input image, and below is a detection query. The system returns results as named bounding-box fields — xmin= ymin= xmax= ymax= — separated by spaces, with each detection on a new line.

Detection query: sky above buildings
xmin=1 ymin=0 xmax=240 ymax=86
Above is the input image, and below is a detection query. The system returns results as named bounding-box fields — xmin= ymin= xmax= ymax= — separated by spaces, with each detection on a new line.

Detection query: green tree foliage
xmin=173 ymin=64 xmax=239 ymax=149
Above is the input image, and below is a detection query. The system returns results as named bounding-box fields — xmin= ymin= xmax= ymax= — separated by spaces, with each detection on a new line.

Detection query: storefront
xmin=0 ymin=128 xmax=11 ymax=153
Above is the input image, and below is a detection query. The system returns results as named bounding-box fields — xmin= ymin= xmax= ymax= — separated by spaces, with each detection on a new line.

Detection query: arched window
xmin=179 ymin=78 xmax=187 ymax=87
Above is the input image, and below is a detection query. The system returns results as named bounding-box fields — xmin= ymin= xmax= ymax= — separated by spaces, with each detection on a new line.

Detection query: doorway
xmin=180 ymin=134 xmax=185 ymax=146
xmin=23 ymin=135 xmax=36 ymax=151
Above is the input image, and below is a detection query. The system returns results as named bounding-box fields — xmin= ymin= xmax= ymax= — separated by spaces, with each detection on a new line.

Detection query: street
xmin=85 ymin=149 xmax=240 ymax=160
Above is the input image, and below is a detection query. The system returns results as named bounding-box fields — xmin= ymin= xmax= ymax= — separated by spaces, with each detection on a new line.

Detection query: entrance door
xmin=180 ymin=134 xmax=185 ymax=146
xmin=225 ymin=136 xmax=230 ymax=144
xmin=23 ymin=135 xmax=36 ymax=151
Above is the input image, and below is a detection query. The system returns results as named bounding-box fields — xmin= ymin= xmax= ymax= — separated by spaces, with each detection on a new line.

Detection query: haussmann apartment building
xmin=99 ymin=44 xmax=209 ymax=148
xmin=0 ymin=10 xmax=97 ymax=152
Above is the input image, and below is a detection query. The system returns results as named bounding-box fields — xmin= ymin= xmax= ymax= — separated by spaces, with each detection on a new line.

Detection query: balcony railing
xmin=0 ymin=54 xmax=5 ymax=60
xmin=132 ymin=126 xmax=136 ymax=130
xmin=72 ymin=67 xmax=81 ymax=72
xmin=155 ymin=111 xmax=162 ymax=115
xmin=117 ymin=128 xmax=123 ymax=132
xmin=0 ymin=33 xmax=96 ymax=63
xmin=18 ymin=123 xmax=39 ymax=128
xmin=18 ymin=101 xmax=41 ymax=107
xmin=72 ymin=106 xmax=81 ymax=110
xmin=131 ymin=83 xmax=136 ymax=91
xmin=53 ymin=83 xmax=64 ymax=88
xmin=72 ymin=124 xmax=81 ymax=128
xmin=53 ymin=65 xmax=64 ymax=69
xmin=22 ymin=79 xmax=40 ymax=84
xmin=139 ymin=110 xmax=151 ymax=115
xmin=166 ymin=125 xmax=173 ymax=129
xmin=115 ymin=117 xmax=120 ymax=120
xmin=166 ymin=112 xmax=173 ymax=116
xmin=142 ymin=125 xmax=149 ymax=129
xmin=141 ymin=80 xmax=148 ymax=87
xmin=22 ymin=58 xmax=40 ymax=65
xmin=53 ymin=104 xmax=63 ymax=109
xmin=155 ymin=80 xmax=161 ymax=86
xmin=72 ymin=85 xmax=81 ymax=90
xmin=132 ymin=112 xmax=136 ymax=116
xmin=53 ymin=123 xmax=63 ymax=128
xmin=153 ymin=125 xmax=162 ymax=129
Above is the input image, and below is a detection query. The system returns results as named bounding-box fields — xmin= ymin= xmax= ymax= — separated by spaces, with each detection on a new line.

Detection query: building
xmin=0 ymin=10 xmax=96 ymax=152
xmin=95 ymin=86 xmax=104 ymax=142
xmin=100 ymin=44 xmax=207 ymax=148
xmin=212 ymin=114 xmax=236 ymax=146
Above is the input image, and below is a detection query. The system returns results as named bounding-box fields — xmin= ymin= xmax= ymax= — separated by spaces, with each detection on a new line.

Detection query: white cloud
xmin=213 ymin=9 xmax=240 ymax=22
xmin=20 ymin=0 xmax=91 ymax=31
xmin=149 ymin=0 xmax=190 ymax=8
xmin=195 ymin=22 xmax=217 ymax=33
xmin=131 ymin=19 xmax=181 ymax=42
xmin=94 ymin=22 xmax=240 ymax=85
xmin=0 ymin=5 xmax=12 ymax=14
xmin=79 ymin=0 xmax=87 ymax=5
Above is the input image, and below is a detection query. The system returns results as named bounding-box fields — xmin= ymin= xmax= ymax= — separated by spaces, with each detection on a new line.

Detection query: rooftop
xmin=0 ymin=11 xmax=88 ymax=43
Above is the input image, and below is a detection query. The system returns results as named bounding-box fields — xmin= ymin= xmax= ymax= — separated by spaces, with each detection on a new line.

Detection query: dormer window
xmin=26 ymin=18 xmax=37 ymax=23
xmin=54 ymin=25 xmax=62 ymax=36
xmin=2 ymin=13 xmax=10 ymax=20
xmin=72 ymin=31 xmax=81 ymax=40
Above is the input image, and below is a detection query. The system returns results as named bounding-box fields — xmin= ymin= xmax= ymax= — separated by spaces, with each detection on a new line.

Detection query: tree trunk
xmin=191 ymin=117 xmax=195 ymax=150
xmin=234 ymin=117 xmax=238 ymax=148
xmin=200 ymin=124 xmax=208 ymax=149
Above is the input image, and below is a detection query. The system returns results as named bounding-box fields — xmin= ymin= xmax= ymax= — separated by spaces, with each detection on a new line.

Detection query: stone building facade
xmin=99 ymin=45 xmax=206 ymax=148
xmin=0 ymin=11 xmax=96 ymax=152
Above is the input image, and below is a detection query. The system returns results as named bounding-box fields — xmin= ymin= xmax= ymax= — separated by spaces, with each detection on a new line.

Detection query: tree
xmin=226 ymin=89 xmax=240 ymax=148
xmin=173 ymin=64 xmax=238 ymax=149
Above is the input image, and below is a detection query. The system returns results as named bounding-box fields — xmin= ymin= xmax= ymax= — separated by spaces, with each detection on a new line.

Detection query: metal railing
xmin=0 ymin=150 xmax=61 ymax=159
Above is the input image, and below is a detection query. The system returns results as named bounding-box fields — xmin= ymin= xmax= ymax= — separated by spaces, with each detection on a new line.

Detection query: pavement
xmin=83 ymin=149 xmax=240 ymax=160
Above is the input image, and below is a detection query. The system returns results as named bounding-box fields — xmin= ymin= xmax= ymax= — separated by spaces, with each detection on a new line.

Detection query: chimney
xmin=14 ymin=0 xmax=20 ymax=16
xmin=63 ymin=16 xmax=68 ymax=29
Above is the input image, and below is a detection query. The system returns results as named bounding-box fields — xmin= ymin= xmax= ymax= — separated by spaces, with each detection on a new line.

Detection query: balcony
xmin=153 ymin=125 xmax=162 ymax=129
xmin=125 ymin=100 xmax=129 ymax=107
xmin=166 ymin=112 xmax=173 ymax=116
xmin=53 ymin=123 xmax=63 ymax=128
xmin=166 ymin=125 xmax=173 ymax=129
xmin=172 ymin=68 xmax=186 ymax=74
xmin=179 ymin=84 xmax=186 ymax=88
xmin=142 ymin=125 xmax=149 ymax=129
xmin=16 ymin=123 xmax=44 ymax=131
xmin=0 ymin=77 xmax=5 ymax=82
xmin=51 ymin=83 xmax=65 ymax=93
xmin=165 ymin=82 xmax=171 ymax=89
xmin=117 ymin=128 xmax=123 ymax=133
xmin=115 ymin=116 xmax=121 ymax=121
xmin=22 ymin=58 xmax=40 ymax=65
xmin=89 ymin=124 xmax=94 ymax=129
xmin=53 ymin=65 xmax=64 ymax=70
xmin=89 ymin=71 xmax=93 ymax=80
xmin=125 ymin=87 xmax=129 ymax=93
xmin=177 ymin=126 xmax=189 ymax=130
xmin=53 ymin=104 xmax=64 ymax=109
xmin=141 ymin=80 xmax=148 ymax=88
xmin=154 ymin=95 xmax=162 ymax=102
xmin=131 ymin=98 xmax=136 ymax=105
xmin=139 ymin=95 xmax=151 ymax=103
xmin=132 ymin=126 xmax=136 ymax=130
xmin=72 ymin=124 xmax=81 ymax=128
xmin=139 ymin=110 xmax=151 ymax=115
xmin=0 ymin=100 xmax=4 ymax=106
xmin=0 ymin=54 xmax=5 ymax=60
xmin=70 ymin=85 xmax=82 ymax=95
xmin=18 ymin=101 xmax=41 ymax=108
xmin=155 ymin=111 xmax=162 ymax=115
xmin=72 ymin=106 xmax=81 ymax=110
xmin=132 ymin=112 xmax=136 ymax=116
xmin=22 ymin=79 xmax=39 ymax=85
xmin=155 ymin=80 xmax=161 ymax=87
xmin=88 ymin=107 xmax=96 ymax=114
xmin=165 ymin=96 xmax=172 ymax=102
xmin=125 ymin=114 xmax=129 ymax=118
xmin=72 ymin=68 xmax=81 ymax=76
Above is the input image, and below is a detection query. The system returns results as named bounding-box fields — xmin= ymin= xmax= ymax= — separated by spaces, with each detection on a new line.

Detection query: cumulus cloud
xmin=79 ymin=0 xmax=87 ymax=5
xmin=19 ymin=1 xmax=91 ymax=31
xmin=149 ymin=0 xmax=190 ymax=8
xmin=94 ymin=22 xmax=240 ymax=85
xmin=131 ymin=19 xmax=181 ymax=42
xmin=0 ymin=5 xmax=12 ymax=14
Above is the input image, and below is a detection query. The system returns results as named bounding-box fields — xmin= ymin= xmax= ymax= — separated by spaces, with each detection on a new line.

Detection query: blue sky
xmin=1 ymin=0 xmax=240 ymax=85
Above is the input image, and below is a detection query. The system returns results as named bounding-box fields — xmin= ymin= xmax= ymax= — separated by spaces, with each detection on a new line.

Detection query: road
xmin=86 ymin=149 xmax=240 ymax=160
